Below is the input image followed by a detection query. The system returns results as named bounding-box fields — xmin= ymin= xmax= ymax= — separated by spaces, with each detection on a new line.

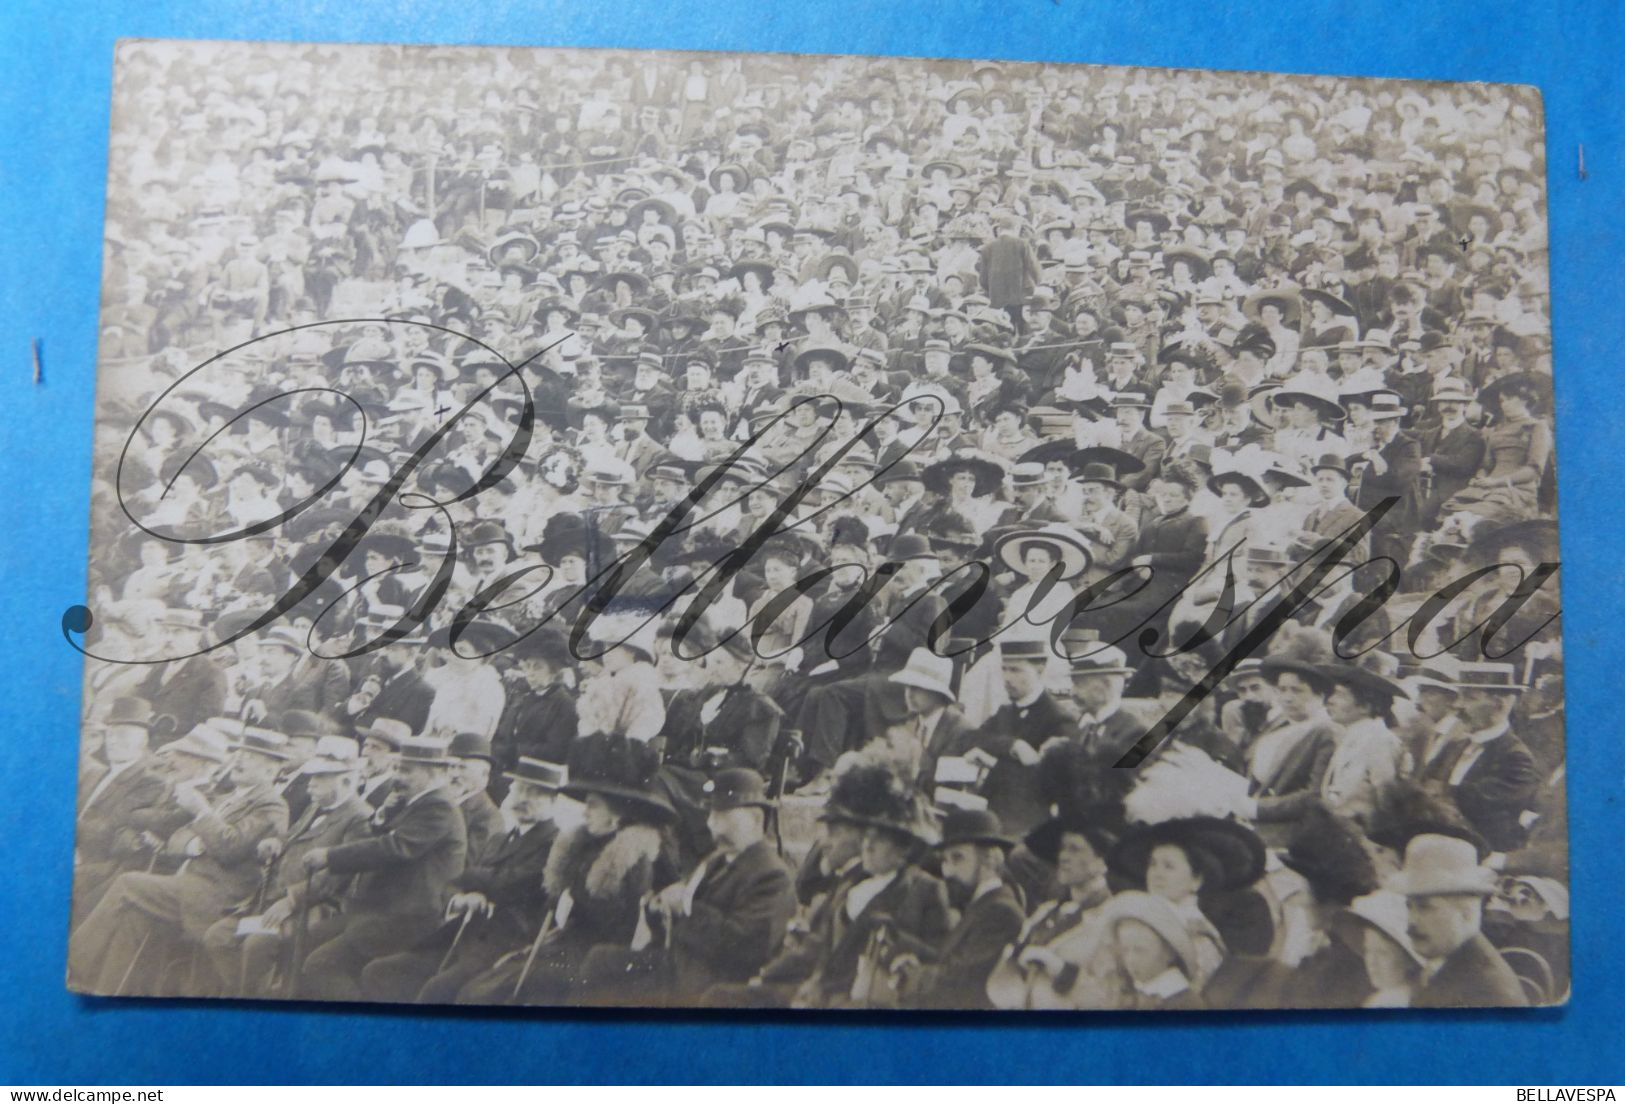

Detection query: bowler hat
xmin=934 ymin=807 xmax=1015 ymax=851
xmin=702 ymin=768 xmax=775 ymax=811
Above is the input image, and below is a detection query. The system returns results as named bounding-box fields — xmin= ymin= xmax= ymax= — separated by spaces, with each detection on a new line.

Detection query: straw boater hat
xmin=298 ymin=735 xmax=362 ymax=776
xmin=504 ymin=757 xmax=567 ymax=791
xmin=993 ymin=523 xmax=1093 ymax=582
xmin=357 ymin=717 xmax=413 ymax=750
xmin=1387 ymin=832 xmax=1499 ymax=897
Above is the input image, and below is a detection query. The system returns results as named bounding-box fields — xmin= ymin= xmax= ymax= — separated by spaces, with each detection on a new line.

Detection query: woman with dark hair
xmin=1319 ymin=661 xmax=1409 ymax=826
xmin=1441 ymin=373 xmax=1553 ymax=523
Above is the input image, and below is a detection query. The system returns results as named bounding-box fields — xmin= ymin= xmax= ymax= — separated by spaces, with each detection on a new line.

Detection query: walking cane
xmin=113 ymin=931 xmax=152 ymax=997
xmin=436 ymin=908 xmax=476 ymax=975
xmin=510 ymin=909 xmax=557 ymax=1002
xmin=282 ymin=899 xmax=310 ymax=1000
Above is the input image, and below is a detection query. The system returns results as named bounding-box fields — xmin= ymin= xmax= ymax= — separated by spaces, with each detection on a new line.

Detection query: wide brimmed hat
xmin=993 ymin=524 xmax=1093 ymax=582
xmin=1259 ymin=654 xmax=1332 ymax=694
xmin=1279 ymin=806 xmax=1379 ymax=905
xmin=887 ymin=646 xmax=957 ymax=700
xmin=792 ymin=341 xmax=852 ymax=374
xmin=1300 ymin=287 xmax=1359 ymax=324
xmin=562 ymin=770 xmax=677 ymax=825
xmin=1318 ymin=660 xmax=1412 ymax=711
xmin=1109 ymin=815 xmax=1266 ymax=894
xmin=609 ymin=305 xmax=659 ymax=334
xmin=1479 ymin=371 xmax=1550 ymax=411
xmin=1070 ymin=445 xmax=1146 ymax=481
xmin=702 ymin=767 xmax=775 ymax=811
xmin=1098 ymin=891 xmax=1199 ymax=979
xmin=708 ymin=163 xmax=751 ymax=192
xmin=1162 ymin=245 xmax=1211 ymax=279
xmin=1242 ymin=287 xmax=1301 ymax=326
xmin=1206 ymin=470 xmax=1269 ymax=508
xmin=1023 ymin=805 xmax=1121 ymax=865
xmin=934 ymin=807 xmax=1015 ymax=851
xmin=1387 ymin=832 xmax=1498 ymax=897
xmin=922 ymin=451 xmax=1006 ymax=497
xmin=1254 ymin=373 xmax=1345 ymax=425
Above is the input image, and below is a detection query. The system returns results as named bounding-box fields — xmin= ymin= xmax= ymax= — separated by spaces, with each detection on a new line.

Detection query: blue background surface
xmin=1 ymin=0 xmax=1621 ymax=1085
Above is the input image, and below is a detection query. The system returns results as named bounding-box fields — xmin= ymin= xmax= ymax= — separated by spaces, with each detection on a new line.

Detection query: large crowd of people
xmin=70 ymin=41 xmax=1567 ymax=1011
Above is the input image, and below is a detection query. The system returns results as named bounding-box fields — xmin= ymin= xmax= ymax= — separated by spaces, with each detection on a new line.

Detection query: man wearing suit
xmin=200 ymin=736 xmax=375 ymax=995
xmin=353 ymin=646 xmax=436 ymax=735
xmin=448 ymin=733 xmax=504 ymax=860
xmin=1288 ymin=454 xmax=1371 ymax=567
xmin=1111 ymin=392 xmax=1166 ymax=495
xmin=70 ymin=728 xmax=294 ymax=995
xmin=298 ymin=737 xmax=469 ymax=1001
xmin=1420 ymin=663 xmax=1541 ymax=854
xmin=584 ymin=769 xmax=797 ymax=1004
xmin=959 ymin=640 xmax=1077 ymax=836
xmin=977 ymin=213 xmax=1041 ymax=333
xmin=136 ymin=610 xmax=227 ymax=743
xmin=74 ymin=697 xmax=178 ymax=922
xmin=1416 ymin=379 xmax=1486 ymax=525
xmin=1390 ymin=833 xmax=1529 ymax=1007
xmin=366 ymin=757 xmax=564 ymax=1003
xmin=1074 ymin=463 xmax=1139 ymax=585
xmin=1352 ymin=394 xmax=1423 ymax=565
xmin=894 ymin=809 xmax=1025 ymax=1009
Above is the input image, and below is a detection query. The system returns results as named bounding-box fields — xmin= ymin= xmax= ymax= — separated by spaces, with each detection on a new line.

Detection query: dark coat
xmin=460 ymin=791 xmax=505 ymax=861
xmin=671 ymin=839 xmax=798 ymax=998
xmin=1354 ymin=429 xmax=1422 ymax=531
xmin=1418 ymin=421 xmax=1487 ymax=521
xmin=453 ymin=819 xmax=558 ymax=943
xmin=978 ymin=235 xmax=1040 ymax=308
xmin=76 ymin=759 xmax=173 ymax=862
xmin=276 ymin=795 xmax=376 ymax=905
xmin=358 ymin=668 xmax=436 ymax=733
xmin=661 ymin=684 xmax=784 ymax=772
xmin=1444 ymin=732 xmax=1542 ymax=853
xmin=139 ymin=656 xmax=228 ymax=742
xmin=1415 ymin=932 xmax=1530 ymax=1008
xmin=492 ymin=683 xmax=578 ymax=782
xmin=813 ymin=864 xmax=952 ymax=1001
xmin=961 ymin=692 xmax=1078 ymax=835
xmin=1118 ymin=428 xmax=1167 ymax=492
xmin=326 ymin=786 xmax=468 ymax=919
xmin=910 ymin=882 xmax=1026 ymax=1009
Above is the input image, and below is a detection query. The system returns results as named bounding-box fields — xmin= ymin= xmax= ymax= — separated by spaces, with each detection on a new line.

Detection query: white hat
xmin=887 ymin=647 xmax=956 ymax=700
xmin=1387 ymin=833 xmax=1498 ymax=898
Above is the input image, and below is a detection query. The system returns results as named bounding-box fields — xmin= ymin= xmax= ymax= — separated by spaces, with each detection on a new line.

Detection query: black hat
xmin=702 ymin=768 xmax=775 ymax=811
xmin=1279 ymin=805 xmax=1378 ymax=905
xmin=1108 ymin=816 xmax=1266 ymax=893
xmin=1023 ymin=806 xmax=1121 ymax=866
xmin=934 ymin=807 xmax=1015 ymax=851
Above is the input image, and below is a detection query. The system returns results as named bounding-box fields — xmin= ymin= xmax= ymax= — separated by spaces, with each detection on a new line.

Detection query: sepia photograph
xmin=67 ymin=38 xmax=1567 ymax=1014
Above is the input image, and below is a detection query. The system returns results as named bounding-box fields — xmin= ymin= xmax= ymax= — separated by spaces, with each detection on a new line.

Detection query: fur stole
xmin=543 ymin=823 xmax=663 ymax=902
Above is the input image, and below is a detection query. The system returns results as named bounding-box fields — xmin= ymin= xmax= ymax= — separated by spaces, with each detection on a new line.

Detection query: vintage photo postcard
xmin=68 ymin=39 xmax=1567 ymax=1012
